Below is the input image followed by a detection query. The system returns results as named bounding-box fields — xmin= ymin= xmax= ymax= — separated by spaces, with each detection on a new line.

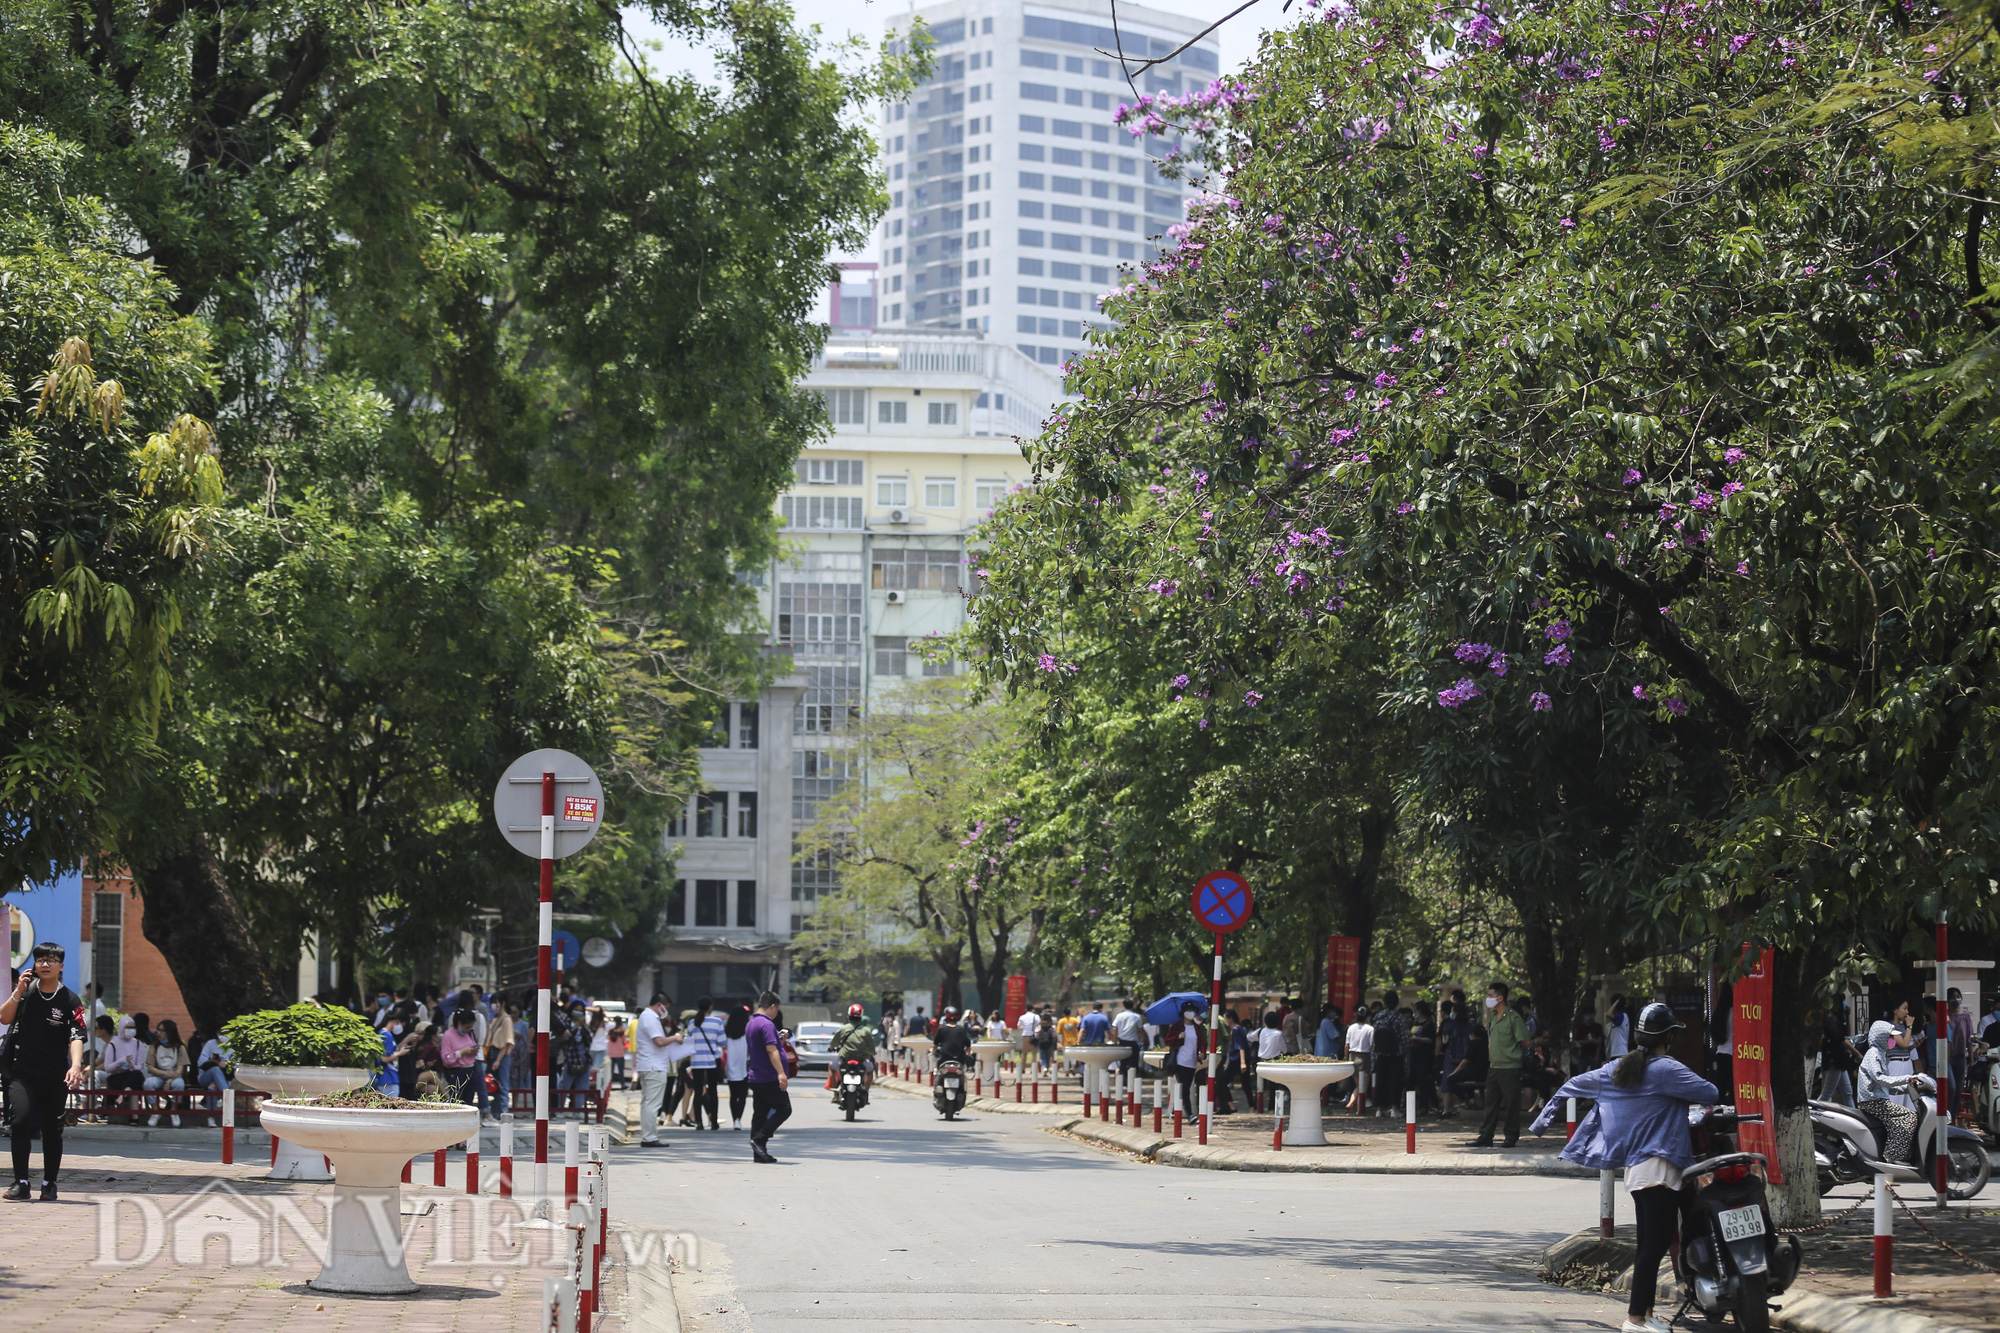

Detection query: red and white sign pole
xmin=1935 ymin=909 xmax=1949 ymax=1212
xmin=536 ymin=768 xmax=554 ymax=1203
xmin=1202 ymin=931 xmax=1221 ymax=1147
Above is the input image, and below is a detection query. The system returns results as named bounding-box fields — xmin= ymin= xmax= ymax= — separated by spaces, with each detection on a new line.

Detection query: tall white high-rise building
xmin=873 ymin=0 xmax=1220 ymax=369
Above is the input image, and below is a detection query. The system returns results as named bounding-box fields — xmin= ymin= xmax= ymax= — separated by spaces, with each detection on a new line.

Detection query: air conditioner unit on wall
xmin=887 ymin=506 xmax=909 ymax=523
xmin=885 ymin=589 xmax=906 ymax=604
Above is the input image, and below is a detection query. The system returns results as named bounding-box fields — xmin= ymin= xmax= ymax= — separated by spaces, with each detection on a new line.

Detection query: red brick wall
xmin=81 ymin=869 xmax=197 ymax=1041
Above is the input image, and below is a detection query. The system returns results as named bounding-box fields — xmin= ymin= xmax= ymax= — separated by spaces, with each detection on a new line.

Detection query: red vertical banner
xmin=1733 ymin=944 xmax=1782 ymax=1184
xmin=1327 ymin=935 xmax=1361 ymax=1020
xmin=1004 ymin=975 xmax=1028 ymax=1025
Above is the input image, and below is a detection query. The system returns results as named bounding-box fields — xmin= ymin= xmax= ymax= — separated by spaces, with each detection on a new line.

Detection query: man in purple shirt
xmin=745 ymin=991 xmax=792 ymax=1164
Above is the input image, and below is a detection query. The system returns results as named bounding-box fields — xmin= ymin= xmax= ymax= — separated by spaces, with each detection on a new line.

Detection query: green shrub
xmin=221 ymin=1004 xmax=384 ymax=1070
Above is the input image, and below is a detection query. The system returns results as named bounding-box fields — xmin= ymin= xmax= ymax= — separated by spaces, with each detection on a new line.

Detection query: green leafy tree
xmin=0 ymin=126 xmax=220 ymax=887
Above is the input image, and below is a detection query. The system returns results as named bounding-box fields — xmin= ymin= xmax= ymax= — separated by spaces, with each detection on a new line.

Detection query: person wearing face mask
xmin=1475 ymin=982 xmax=1531 ymax=1148
xmin=1160 ymin=1002 xmax=1206 ymax=1120
xmin=1857 ymin=1020 xmax=1920 ymax=1162
xmin=102 ymin=1015 xmax=147 ymax=1122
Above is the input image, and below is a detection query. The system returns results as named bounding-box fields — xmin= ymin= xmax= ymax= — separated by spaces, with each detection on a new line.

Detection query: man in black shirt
xmin=932 ymin=1007 xmax=974 ymax=1064
xmin=1 ymin=942 xmax=87 ymax=1200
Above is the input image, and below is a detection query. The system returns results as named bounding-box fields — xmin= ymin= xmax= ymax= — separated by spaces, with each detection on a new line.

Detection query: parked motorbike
xmin=1812 ymin=1072 xmax=1991 ymax=1199
xmin=1678 ymin=1106 xmax=1802 ymax=1333
xmin=836 ymin=1057 xmax=869 ymax=1122
xmin=1971 ymin=1040 xmax=1999 ymax=1148
xmin=933 ymin=1059 xmax=968 ymax=1120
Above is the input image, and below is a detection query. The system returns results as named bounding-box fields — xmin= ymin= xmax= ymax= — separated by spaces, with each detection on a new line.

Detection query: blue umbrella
xmin=1145 ymin=992 xmax=1210 ymax=1026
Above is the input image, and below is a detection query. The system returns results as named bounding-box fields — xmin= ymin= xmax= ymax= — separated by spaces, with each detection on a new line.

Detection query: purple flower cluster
xmin=1437 ymin=677 xmax=1482 ymax=708
xmin=1149 ymin=579 xmax=1179 ymax=596
xmin=1455 ymin=642 xmax=1496 ymax=664
xmin=1545 ymin=620 xmax=1572 ymax=642
xmin=1623 ymin=468 xmax=1643 ymax=485
xmin=1244 ymin=690 xmax=1264 ymax=707
xmin=1544 ymin=643 xmax=1572 ymax=666
xmin=1530 ymin=691 xmax=1553 ymax=712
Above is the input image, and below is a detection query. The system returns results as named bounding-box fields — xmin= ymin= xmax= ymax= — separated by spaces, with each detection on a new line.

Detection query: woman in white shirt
xmin=985 ymin=1012 xmax=1008 ymax=1041
xmin=1605 ymin=995 xmax=1632 ymax=1060
xmin=724 ymin=1005 xmax=751 ymax=1131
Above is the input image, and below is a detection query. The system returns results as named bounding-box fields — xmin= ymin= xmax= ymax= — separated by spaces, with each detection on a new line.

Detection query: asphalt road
xmin=612 ymin=1084 xmax=1629 ymax=1333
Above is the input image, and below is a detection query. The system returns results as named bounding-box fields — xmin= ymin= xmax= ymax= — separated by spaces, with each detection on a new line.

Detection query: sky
xmin=625 ymin=1 xmax=1298 ymax=86
xmin=622 ymin=1 xmax=1301 ymax=265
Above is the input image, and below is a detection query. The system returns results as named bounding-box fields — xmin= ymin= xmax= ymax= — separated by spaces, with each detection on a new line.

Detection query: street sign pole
xmin=1936 ymin=909 xmax=1949 ymax=1212
xmin=1203 ymin=930 xmax=1221 ymax=1146
xmin=537 ymin=769 xmax=553 ymax=1204
xmin=494 ymin=748 xmax=604 ymax=1214
xmin=1189 ymin=870 xmax=1253 ymax=1148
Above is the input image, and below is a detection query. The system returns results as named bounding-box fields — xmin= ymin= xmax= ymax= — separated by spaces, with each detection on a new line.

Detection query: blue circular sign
xmin=551 ymin=929 xmax=581 ymax=971
xmin=1191 ymin=871 xmax=1253 ymax=934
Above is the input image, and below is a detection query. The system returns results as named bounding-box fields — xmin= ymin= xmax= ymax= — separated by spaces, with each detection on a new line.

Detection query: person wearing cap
xmin=1532 ymin=1002 xmax=1718 ymax=1333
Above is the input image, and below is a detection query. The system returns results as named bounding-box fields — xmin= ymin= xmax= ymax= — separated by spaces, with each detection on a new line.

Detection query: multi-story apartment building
xmin=872 ymin=0 xmax=1218 ymax=366
xmin=639 ymin=306 xmax=1066 ymax=1008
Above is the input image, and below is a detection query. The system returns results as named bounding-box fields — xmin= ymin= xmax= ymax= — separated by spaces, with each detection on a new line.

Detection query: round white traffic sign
xmin=581 ymin=937 xmax=614 ymax=968
xmin=493 ymin=748 xmax=605 ymax=859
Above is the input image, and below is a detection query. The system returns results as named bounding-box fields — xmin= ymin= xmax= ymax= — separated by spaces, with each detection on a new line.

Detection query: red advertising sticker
xmin=563 ymin=795 xmax=600 ymax=825
xmin=1733 ymin=944 xmax=1783 ymax=1184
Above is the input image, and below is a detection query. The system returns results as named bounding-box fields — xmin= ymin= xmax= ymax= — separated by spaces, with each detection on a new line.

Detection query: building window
xmin=705 ymin=709 xmax=730 ymax=747
xmin=736 ymin=792 xmax=759 ymax=838
xmin=1020 ymin=82 xmax=1057 ymax=102
xmin=695 ymin=879 xmax=729 ymax=928
xmin=874 ymin=547 xmax=962 ymax=592
xmin=792 ymin=751 xmax=855 ymax=821
xmin=796 ymin=665 xmax=861 ymax=734
xmin=1018 ymin=173 xmax=1044 ymax=190
xmin=819 ymin=390 xmax=867 ymax=426
xmin=738 ymin=702 xmax=760 ymax=749
xmin=924 ymin=476 xmax=958 ymax=507
xmin=696 ymin=791 xmax=726 ymax=838
xmin=1019 ymin=115 xmax=1044 ymax=132
xmin=975 ymin=479 xmax=1009 ymax=511
xmin=798 ymin=457 xmax=864 ymax=484
xmin=667 ymin=879 xmax=686 ymax=926
xmin=922 ymin=654 xmax=956 ymax=678
xmin=877 ymin=475 xmax=909 ymax=506
xmin=736 ymin=881 xmax=758 ymax=929
xmin=926 ymin=402 xmax=958 ymax=427
xmin=1022 ymin=49 xmax=1057 ymax=69
xmin=1052 ymin=204 xmax=1081 ymax=223
xmin=1052 ymin=147 xmax=1082 ymax=166
xmin=776 ymin=577 xmax=862 ymax=657
xmin=667 ymin=798 xmax=689 ymax=839
xmin=1019 ymin=200 xmax=1044 ymax=218
xmin=1019 ymin=143 xmax=1045 ymax=161
xmin=1051 ymin=261 xmax=1081 ymax=280
xmin=779 ymin=495 xmax=864 ymax=530
xmin=91 ymin=892 xmax=122 ymax=1008
xmin=875 ymin=635 xmax=908 ymax=675
xmin=877 ymin=399 xmax=909 ymax=424
xmin=1019 ymin=229 xmax=1044 ymax=247
xmin=791 ymin=840 xmax=841 ymax=901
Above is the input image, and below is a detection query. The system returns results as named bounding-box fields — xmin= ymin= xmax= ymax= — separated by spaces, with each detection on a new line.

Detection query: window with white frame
xmin=877 ymin=399 xmax=909 ymax=424
xmin=797 ymin=457 xmax=864 ymax=485
xmin=819 ymin=391 xmax=867 ymax=426
xmin=926 ymin=401 xmax=959 ymax=425
xmin=877 ymin=475 xmax=909 ymax=507
xmin=974 ymin=478 xmax=1010 ymax=511
xmin=924 ymin=476 xmax=958 ymax=508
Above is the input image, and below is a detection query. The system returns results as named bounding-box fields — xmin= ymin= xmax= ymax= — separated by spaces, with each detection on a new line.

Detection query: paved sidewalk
xmin=873 ymin=1069 xmax=1592 ymax=1176
xmin=0 ymin=1142 xmax=598 ymax=1332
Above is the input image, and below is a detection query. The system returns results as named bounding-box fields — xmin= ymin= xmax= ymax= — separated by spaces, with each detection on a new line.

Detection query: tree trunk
xmin=1335 ymin=805 xmax=1393 ymax=984
xmin=932 ymin=940 xmax=964 ymax=1011
xmin=1054 ymin=955 xmax=1082 ymax=1009
xmin=1765 ymin=948 xmax=1823 ymax=1227
xmin=131 ymin=833 xmax=287 ymax=1033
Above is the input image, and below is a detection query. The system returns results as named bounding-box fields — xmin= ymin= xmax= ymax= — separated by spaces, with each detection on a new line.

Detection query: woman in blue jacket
xmin=1532 ymin=1002 xmax=1718 ymax=1333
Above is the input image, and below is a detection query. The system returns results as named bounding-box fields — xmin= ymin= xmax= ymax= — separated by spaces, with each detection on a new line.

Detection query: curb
xmin=1057 ymin=1117 xmax=1599 ymax=1177
xmin=614 ymin=1224 xmax=680 ymax=1333
xmin=1539 ymin=1229 xmax=1983 ymax=1333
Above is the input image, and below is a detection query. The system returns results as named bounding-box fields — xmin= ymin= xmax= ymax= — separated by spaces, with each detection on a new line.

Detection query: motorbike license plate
xmin=844 ymin=1075 xmax=861 ymax=1085
xmin=944 ymin=1077 xmax=961 ymax=1088
xmin=1718 ymin=1205 xmax=1766 ymax=1242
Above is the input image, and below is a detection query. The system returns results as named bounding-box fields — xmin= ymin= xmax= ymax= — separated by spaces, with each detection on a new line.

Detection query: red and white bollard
xmin=565 ymin=1121 xmax=580 ymax=1208
xmin=1405 ymin=1090 xmax=1416 ymax=1154
xmin=1272 ymin=1085 xmax=1284 ymax=1151
xmin=466 ymin=1128 xmax=480 ymax=1194
xmin=1567 ymin=1097 xmax=1579 ymax=1143
xmin=1174 ymin=1106 xmax=1183 ymax=1138
xmin=434 ymin=1146 xmax=448 ymax=1188
xmin=402 ymin=1157 xmax=412 ymax=1183
xmin=221 ymin=1088 xmax=236 ymax=1165
xmin=1874 ymin=1174 xmax=1893 ymax=1296
xmin=1599 ymin=1169 xmax=1616 ymax=1238
xmin=1153 ymin=1077 xmax=1163 ymax=1133
xmin=500 ymin=1117 xmax=514 ymax=1198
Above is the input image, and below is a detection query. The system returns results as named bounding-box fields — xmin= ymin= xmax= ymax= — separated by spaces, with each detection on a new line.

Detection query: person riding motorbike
xmin=827 ymin=1003 xmax=878 ymax=1092
xmin=1856 ymin=1020 xmax=1921 ymax=1163
xmin=932 ymin=1006 xmax=975 ymax=1065
xmin=1530 ymin=1002 xmax=1719 ymax=1333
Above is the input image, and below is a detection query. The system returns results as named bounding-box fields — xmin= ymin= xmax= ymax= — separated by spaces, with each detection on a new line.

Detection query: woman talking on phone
xmin=0 ymin=943 xmax=88 ymax=1201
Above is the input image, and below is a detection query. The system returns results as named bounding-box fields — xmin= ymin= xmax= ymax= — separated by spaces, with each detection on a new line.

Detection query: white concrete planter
xmin=969 ymin=1039 xmax=1015 ymax=1083
xmin=1070 ymin=1045 xmax=1126 ymax=1099
xmin=258 ymin=1101 xmax=480 ymax=1294
xmin=1256 ymin=1060 xmax=1356 ymax=1146
xmin=232 ymin=1065 xmax=371 ymax=1180
xmin=901 ymin=1036 xmax=934 ymax=1072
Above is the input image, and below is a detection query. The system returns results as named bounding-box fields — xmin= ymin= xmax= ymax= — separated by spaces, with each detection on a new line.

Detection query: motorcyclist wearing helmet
xmin=1857 ymin=1020 xmax=1920 ymax=1162
xmin=1531 ymin=1002 xmax=1718 ymax=1333
xmin=828 ymin=1002 xmax=879 ymax=1093
xmin=932 ymin=1005 xmax=975 ymax=1065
